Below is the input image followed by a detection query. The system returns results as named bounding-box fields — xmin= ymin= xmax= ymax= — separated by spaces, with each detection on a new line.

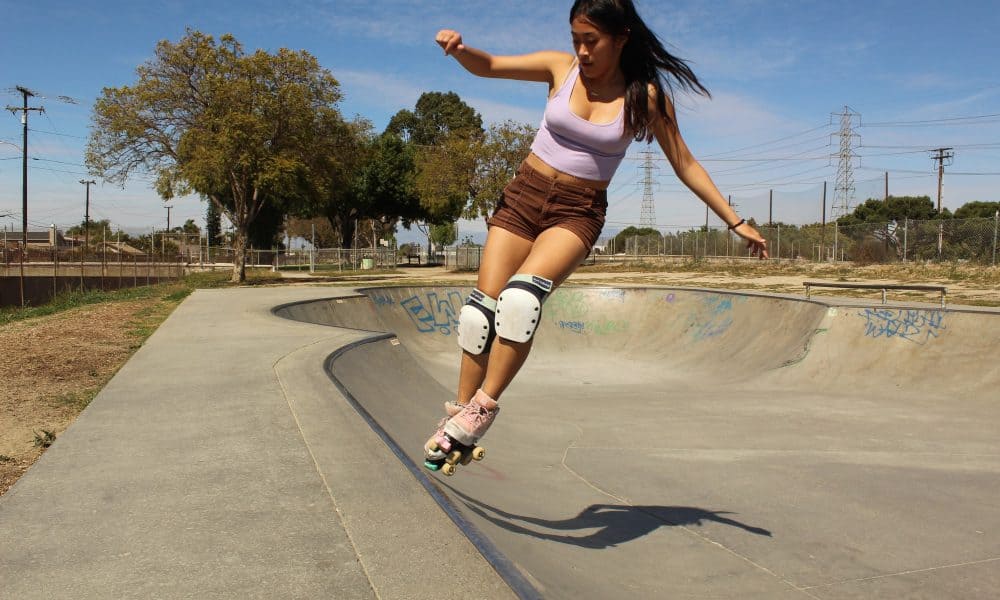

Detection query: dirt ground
xmin=2 ymin=262 xmax=997 ymax=497
xmin=0 ymin=299 xmax=174 ymax=496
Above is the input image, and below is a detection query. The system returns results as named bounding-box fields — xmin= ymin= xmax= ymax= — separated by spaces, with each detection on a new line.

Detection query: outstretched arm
xmin=649 ymin=87 xmax=769 ymax=259
xmin=436 ymin=29 xmax=573 ymax=87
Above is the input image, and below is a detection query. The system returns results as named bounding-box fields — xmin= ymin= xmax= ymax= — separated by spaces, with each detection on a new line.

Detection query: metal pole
xmin=821 ymin=181 xmax=827 ymax=261
xmin=80 ymin=179 xmax=95 ymax=249
xmin=993 ymin=210 xmax=998 ymax=266
xmin=903 ymin=218 xmax=909 ymax=263
xmin=834 ymin=222 xmax=839 ymax=262
xmin=776 ymin=225 xmax=781 ymax=261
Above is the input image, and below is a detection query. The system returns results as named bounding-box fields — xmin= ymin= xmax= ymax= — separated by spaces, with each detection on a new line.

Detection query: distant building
xmin=97 ymin=240 xmax=145 ymax=256
xmin=2 ymin=226 xmax=71 ymax=249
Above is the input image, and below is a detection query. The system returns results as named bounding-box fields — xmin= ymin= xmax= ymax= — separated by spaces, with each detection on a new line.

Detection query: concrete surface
xmin=0 ymin=287 xmax=516 ymax=600
xmin=2 ymin=283 xmax=998 ymax=599
xmin=281 ymin=286 xmax=1000 ymax=599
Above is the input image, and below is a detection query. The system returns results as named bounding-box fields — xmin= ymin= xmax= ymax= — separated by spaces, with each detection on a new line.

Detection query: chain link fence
xmin=583 ymin=216 xmax=1000 ymax=265
xmin=272 ymin=247 xmax=397 ymax=272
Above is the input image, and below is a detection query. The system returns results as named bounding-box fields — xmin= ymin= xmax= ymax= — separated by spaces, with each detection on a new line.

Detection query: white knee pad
xmin=457 ymin=289 xmax=497 ymax=355
xmin=495 ymin=274 xmax=553 ymax=343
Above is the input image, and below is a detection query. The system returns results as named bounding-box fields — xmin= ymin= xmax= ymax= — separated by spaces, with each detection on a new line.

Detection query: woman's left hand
xmin=733 ymin=222 xmax=769 ymax=259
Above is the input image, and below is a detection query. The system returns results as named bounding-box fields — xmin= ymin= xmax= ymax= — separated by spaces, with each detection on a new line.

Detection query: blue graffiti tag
xmin=558 ymin=321 xmax=587 ymax=334
xmin=599 ymin=289 xmax=626 ymax=302
xmin=370 ymin=293 xmax=394 ymax=307
xmin=400 ymin=291 xmax=464 ymax=335
xmin=686 ymin=294 xmax=743 ymax=341
xmin=558 ymin=319 xmax=628 ymax=336
xmin=858 ymin=309 xmax=946 ymax=345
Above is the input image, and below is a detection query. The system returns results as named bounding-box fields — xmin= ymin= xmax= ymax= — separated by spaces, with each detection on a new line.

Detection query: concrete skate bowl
xmin=275 ymin=287 xmax=1000 ymax=600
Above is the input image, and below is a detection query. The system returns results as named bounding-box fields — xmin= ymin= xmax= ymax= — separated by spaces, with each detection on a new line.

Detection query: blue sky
xmin=1 ymin=0 xmax=998 ymax=244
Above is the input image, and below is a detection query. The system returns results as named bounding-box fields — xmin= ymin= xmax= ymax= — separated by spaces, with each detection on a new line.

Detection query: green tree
xmin=465 ymin=120 xmax=536 ymax=223
xmin=342 ymin=131 xmax=422 ymax=247
xmin=954 ymin=201 xmax=1000 ymax=219
xmin=300 ymin=115 xmax=373 ymax=249
xmin=174 ymin=219 xmax=201 ymax=235
xmin=286 ymin=217 xmax=339 ymax=249
xmin=66 ymin=218 xmax=113 ymax=245
xmin=837 ymin=195 xmax=944 ymax=226
xmin=86 ymin=30 xmax=345 ymax=282
xmin=206 ymin=198 xmax=222 ymax=246
xmin=386 ymin=91 xmax=482 ymax=145
xmin=430 ymin=222 xmax=457 ymax=247
xmin=387 ymin=92 xmax=484 ymax=234
xmin=610 ymin=226 xmax=661 ymax=254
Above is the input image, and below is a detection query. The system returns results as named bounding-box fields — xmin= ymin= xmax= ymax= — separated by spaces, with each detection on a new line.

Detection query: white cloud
xmin=677 ymin=89 xmax=810 ymax=142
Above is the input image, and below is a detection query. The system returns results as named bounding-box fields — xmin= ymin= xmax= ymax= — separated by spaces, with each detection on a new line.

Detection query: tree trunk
xmin=325 ymin=210 xmax=356 ymax=249
xmin=232 ymin=228 xmax=247 ymax=283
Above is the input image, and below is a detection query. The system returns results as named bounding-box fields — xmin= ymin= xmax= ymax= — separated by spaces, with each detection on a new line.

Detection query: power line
xmin=861 ymin=112 xmax=1000 ymax=127
xmin=698 ymin=123 xmax=833 ymax=158
xmin=25 ymin=128 xmax=88 ymax=139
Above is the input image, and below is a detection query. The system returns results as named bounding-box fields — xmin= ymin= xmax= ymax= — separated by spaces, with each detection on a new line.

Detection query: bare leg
xmin=456 ymin=227 xmax=533 ymax=404
xmin=479 ymin=227 xmax=589 ymax=400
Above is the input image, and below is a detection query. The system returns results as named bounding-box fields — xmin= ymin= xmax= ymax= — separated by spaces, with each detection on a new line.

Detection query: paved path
xmin=0 ymin=287 xmax=515 ymax=600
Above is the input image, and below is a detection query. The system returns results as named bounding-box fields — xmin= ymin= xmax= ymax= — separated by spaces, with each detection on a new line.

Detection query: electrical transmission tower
xmin=639 ymin=150 xmax=657 ymax=227
xmin=831 ymin=106 xmax=861 ymax=219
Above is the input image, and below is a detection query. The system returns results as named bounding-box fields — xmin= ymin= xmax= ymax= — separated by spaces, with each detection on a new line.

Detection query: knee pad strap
xmin=457 ymin=289 xmax=497 ymax=355
xmin=495 ymin=274 xmax=553 ymax=343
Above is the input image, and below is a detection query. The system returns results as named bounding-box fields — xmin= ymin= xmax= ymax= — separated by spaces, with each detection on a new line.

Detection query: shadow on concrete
xmin=444 ymin=484 xmax=772 ymax=550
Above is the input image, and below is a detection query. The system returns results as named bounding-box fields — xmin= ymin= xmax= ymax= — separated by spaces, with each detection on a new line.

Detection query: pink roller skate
xmin=423 ymin=390 xmax=499 ymax=476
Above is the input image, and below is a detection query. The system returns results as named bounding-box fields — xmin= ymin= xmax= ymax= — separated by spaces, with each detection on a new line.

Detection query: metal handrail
xmin=804 ymin=281 xmax=947 ymax=308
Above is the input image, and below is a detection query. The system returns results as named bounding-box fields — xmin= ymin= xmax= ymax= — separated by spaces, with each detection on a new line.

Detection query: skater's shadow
xmin=442 ymin=485 xmax=771 ymax=550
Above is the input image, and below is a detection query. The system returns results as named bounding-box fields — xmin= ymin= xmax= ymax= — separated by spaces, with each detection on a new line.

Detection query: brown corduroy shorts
xmin=487 ymin=162 xmax=608 ymax=249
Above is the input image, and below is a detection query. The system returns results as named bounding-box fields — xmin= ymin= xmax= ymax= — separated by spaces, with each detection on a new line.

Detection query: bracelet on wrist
xmin=728 ymin=218 xmax=746 ymax=231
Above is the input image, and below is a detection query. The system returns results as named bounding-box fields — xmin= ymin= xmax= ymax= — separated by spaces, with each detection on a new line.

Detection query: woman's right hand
xmin=436 ymin=30 xmax=465 ymax=56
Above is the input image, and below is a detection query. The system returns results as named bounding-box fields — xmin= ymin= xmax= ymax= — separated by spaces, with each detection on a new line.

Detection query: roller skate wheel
xmin=446 ymin=450 xmax=463 ymax=465
xmin=460 ymin=451 xmax=473 ymax=466
xmin=442 ymin=463 xmax=457 ymax=476
xmin=471 ymin=447 xmax=486 ymax=461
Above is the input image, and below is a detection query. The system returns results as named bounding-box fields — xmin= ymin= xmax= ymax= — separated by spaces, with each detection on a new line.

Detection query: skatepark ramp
xmin=274 ymin=287 xmax=1000 ymax=599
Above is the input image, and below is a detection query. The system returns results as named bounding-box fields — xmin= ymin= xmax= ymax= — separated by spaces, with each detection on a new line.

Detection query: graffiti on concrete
xmin=545 ymin=290 xmax=590 ymax=322
xmin=370 ymin=293 xmax=395 ymax=307
xmin=858 ymin=309 xmax=946 ymax=345
xmin=557 ymin=318 xmax=628 ymax=336
xmin=400 ymin=291 xmax=463 ymax=335
xmin=687 ymin=294 xmax=745 ymax=341
xmin=547 ymin=290 xmax=628 ymax=336
xmin=599 ymin=289 xmax=627 ymax=303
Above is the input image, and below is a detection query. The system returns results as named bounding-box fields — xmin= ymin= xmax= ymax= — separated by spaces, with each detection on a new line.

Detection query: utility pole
xmin=80 ymin=179 xmax=95 ymax=249
xmin=6 ymin=86 xmax=44 ymax=307
xmin=931 ymin=147 xmax=954 ymax=258
xmin=162 ymin=205 xmax=173 ymax=258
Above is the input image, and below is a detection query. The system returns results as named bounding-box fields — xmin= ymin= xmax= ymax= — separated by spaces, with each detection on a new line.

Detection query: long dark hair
xmin=570 ymin=0 xmax=710 ymax=142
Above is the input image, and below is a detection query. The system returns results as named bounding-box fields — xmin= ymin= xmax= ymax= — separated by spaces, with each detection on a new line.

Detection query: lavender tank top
xmin=529 ymin=62 xmax=632 ymax=180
